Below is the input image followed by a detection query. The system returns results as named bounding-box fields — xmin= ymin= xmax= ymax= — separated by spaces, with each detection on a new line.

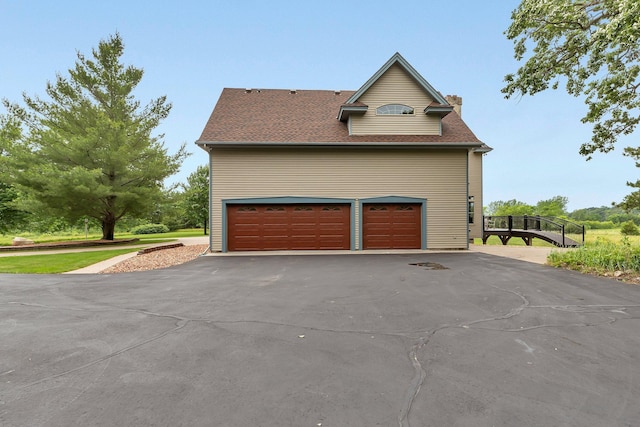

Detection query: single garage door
xmin=362 ymin=203 xmax=421 ymax=249
xmin=227 ymin=204 xmax=351 ymax=251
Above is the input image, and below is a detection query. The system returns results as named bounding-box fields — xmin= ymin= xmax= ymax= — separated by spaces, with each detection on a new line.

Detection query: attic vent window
xmin=376 ymin=104 xmax=414 ymax=115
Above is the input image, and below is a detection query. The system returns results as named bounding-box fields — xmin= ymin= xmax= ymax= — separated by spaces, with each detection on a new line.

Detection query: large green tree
xmin=503 ymin=0 xmax=640 ymax=207
xmin=0 ymin=115 xmax=27 ymax=233
xmin=486 ymin=199 xmax=534 ymax=216
xmin=534 ymin=195 xmax=568 ymax=217
xmin=181 ymin=165 xmax=209 ymax=234
xmin=0 ymin=182 xmax=27 ymax=233
xmin=2 ymin=33 xmax=188 ymax=240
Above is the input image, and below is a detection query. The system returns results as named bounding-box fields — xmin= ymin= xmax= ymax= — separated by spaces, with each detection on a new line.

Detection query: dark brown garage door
xmin=227 ymin=204 xmax=350 ymax=251
xmin=362 ymin=203 xmax=421 ymax=249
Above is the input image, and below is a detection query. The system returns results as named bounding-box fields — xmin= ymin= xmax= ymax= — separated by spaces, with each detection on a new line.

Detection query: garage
xmin=227 ymin=204 xmax=351 ymax=251
xmin=362 ymin=203 xmax=422 ymax=249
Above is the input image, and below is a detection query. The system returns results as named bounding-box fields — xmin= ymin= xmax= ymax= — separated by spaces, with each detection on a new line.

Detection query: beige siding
xmin=468 ymin=151 xmax=483 ymax=240
xmin=210 ymin=147 xmax=468 ymax=251
xmin=350 ymin=64 xmax=441 ymax=135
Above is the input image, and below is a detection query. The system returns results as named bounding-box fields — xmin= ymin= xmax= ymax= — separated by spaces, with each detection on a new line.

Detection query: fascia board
xmin=196 ymin=140 xmax=483 ymax=149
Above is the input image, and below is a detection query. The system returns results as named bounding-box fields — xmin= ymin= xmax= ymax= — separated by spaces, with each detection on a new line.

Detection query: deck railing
xmin=484 ymin=215 xmax=585 ymax=246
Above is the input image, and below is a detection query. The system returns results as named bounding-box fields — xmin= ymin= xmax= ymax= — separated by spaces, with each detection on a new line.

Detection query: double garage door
xmin=227 ymin=203 xmax=421 ymax=251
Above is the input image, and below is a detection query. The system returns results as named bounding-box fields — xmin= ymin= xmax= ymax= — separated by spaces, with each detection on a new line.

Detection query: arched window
xmin=376 ymin=104 xmax=414 ymax=115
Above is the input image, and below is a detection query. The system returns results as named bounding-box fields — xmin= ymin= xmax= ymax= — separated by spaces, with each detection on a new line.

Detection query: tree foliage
xmin=534 ymin=195 xmax=568 ymax=217
xmin=0 ymin=182 xmax=27 ymax=233
xmin=503 ymin=0 xmax=640 ymax=208
xmin=504 ymin=0 xmax=640 ymax=156
xmin=181 ymin=165 xmax=209 ymax=234
xmin=620 ymin=220 xmax=640 ymax=235
xmin=1 ymin=33 xmax=188 ymax=240
xmin=486 ymin=199 xmax=534 ymax=216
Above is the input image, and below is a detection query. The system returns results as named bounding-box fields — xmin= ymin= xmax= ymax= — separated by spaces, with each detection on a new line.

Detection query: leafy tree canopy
xmin=504 ymin=0 xmax=640 ymax=157
xmin=486 ymin=199 xmax=534 ymax=216
xmin=1 ymin=33 xmax=188 ymax=240
xmin=503 ymin=0 xmax=640 ymax=208
xmin=0 ymin=182 xmax=27 ymax=233
xmin=181 ymin=165 xmax=209 ymax=234
xmin=534 ymin=195 xmax=568 ymax=217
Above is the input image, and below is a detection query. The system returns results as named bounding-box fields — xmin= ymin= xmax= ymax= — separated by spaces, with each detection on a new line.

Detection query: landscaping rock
xmin=12 ymin=237 xmax=35 ymax=246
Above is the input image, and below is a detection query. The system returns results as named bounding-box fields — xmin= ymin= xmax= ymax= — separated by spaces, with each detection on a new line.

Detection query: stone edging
xmin=137 ymin=243 xmax=185 ymax=255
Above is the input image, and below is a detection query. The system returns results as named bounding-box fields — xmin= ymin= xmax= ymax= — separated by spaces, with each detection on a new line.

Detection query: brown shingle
xmin=197 ymin=88 xmax=482 ymax=144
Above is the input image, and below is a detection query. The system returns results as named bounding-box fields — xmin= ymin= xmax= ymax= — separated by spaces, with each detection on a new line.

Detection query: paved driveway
xmin=1 ymin=253 xmax=639 ymax=426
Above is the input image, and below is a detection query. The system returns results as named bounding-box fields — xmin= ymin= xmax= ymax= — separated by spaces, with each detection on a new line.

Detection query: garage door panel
xmin=227 ymin=204 xmax=350 ymax=251
xmin=363 ymin=203 xmax=421 ymax=249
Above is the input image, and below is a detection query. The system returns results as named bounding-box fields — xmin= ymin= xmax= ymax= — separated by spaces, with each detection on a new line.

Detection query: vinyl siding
xmin=210 ymin=147 xmax=468 ymax=251
xmin=468 ymin=150 xmax=483 ymax=239
xmin=350 ymin=64 xmax=441 ymax=135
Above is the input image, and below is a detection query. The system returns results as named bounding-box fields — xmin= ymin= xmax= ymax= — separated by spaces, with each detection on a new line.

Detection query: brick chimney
xmin=445 ymin=95 xmax=462 ymax=117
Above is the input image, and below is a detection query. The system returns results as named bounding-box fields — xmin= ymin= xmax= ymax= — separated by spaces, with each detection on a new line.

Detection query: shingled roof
xmin=196 ymin=88 xmax=484 ymax=147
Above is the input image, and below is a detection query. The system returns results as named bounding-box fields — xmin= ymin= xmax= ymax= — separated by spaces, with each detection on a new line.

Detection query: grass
xmin=584 ymin=229 xmax=640 ymax=245
xmin=476 ymin=228 xmax=640 ymax=282
xmin=474 ymin=236 xmax=555 ymax=247
xmin=0 ymin=228 xmax=207 ymax=274
xmin=548 ymin=237 xmax=640 ymax=275
xmin=0 ymin=228 xmax=205 ymax=246
xmin=0 ymin=248 xmax=138 ymax=274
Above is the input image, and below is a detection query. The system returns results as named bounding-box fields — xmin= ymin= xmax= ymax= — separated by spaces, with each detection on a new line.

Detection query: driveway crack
xmin=21 ymin=318 xmax=189 ymax=388
xmin=396 ymin=287 xmax=640 ymax=426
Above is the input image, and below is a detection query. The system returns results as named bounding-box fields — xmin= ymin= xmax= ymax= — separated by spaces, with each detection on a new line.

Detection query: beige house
xmin=196 ymin=53 xmax=490 ymax=252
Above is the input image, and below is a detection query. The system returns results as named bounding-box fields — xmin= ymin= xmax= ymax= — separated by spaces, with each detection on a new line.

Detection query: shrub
xmin=548 ymin=237 xmax=640 ymax=273
xmin=620 ymin=220 xmax=640 ymax=236
xmin=130 ymin=223 xmax=169 ymax=235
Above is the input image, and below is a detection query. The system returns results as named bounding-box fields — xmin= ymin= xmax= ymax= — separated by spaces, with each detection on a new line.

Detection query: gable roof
xmin=197 ymin=88 xmax=483 ymax=147
xmin=346 ymin=52 xmax=449 ymax=105
xmin=197 ymin=53 xmax=489 ymax=150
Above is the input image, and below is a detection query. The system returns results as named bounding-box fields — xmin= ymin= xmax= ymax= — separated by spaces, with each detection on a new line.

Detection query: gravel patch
xmin=100 ymin=244 xmax=208 ymax=273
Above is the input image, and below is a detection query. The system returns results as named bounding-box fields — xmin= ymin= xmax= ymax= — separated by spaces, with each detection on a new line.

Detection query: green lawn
xmin=0 ymin=248 xmax=138 ymax=274
xmin=474 ymin=236 xmax=556 ymax=247
xmin=0 ymin=228 xmax=205 ymax=246
xmin=0 ymin=228 xmax=206 ymax=274
xmin=584 ymin=229 xmax=640 ymax=245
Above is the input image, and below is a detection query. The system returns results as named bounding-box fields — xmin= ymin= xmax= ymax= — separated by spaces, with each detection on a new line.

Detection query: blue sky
xmin=1 ymin=0 xmax=637 ymax=211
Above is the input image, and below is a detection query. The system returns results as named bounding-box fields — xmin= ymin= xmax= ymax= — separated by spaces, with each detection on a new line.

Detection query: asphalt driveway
xmin=1 ymin=253 xmax=639 ymax=426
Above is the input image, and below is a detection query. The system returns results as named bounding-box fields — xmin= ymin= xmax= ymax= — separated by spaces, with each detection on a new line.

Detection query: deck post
xmin=523 ymin=215 xmax=528 ymax=230
xmin=562 ymin=225 xmax=565 ymax=247
xmin=508 ymin=215 xmax=513 ymax=231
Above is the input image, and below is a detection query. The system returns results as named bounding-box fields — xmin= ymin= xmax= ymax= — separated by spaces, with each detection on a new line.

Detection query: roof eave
xmin=473 ymin=144 xmax=493 ymax=153
xmin=337 ymin=106 xmax=368 ymax=122
xmin=423 ymin=105 xmax=454 ymax=117
xmin=196 ymin=140 xmax=484 ymax=149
